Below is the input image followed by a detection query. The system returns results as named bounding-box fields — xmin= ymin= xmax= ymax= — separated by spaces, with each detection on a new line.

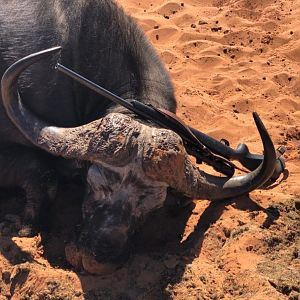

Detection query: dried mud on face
xmin=1 ymin=0 xmax=300 ymax=299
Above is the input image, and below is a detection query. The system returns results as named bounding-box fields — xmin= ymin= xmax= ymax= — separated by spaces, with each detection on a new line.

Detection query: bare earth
xmin=0 ymin=0 xmax=299 ymax=299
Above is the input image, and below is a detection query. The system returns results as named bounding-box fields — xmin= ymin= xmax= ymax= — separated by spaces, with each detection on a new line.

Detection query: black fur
xmin=0 ymin=1 xmax=176 ymax=234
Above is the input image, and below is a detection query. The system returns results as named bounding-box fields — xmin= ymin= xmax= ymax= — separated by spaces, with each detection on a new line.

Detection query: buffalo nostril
xmin=98 ymin=226 xmax=129 ymax=251
xmin=78 ymin=224 xmax=130 ymax=263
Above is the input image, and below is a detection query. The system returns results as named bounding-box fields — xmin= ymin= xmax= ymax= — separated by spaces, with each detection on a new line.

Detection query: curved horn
xmin=1 ymin=47 xmax=276 ymax=199
xmin=142 ymin=112 xmax=276 ymax=199
xmin=1 ymin=47 xmax=98 ymax=159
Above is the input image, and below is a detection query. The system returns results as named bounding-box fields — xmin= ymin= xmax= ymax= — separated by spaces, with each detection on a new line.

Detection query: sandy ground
xmin=0 ymin=0 xmax=299 ymax=299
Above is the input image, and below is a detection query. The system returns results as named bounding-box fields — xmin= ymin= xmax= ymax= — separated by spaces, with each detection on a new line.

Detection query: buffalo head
xmin=1 ymin=47 xmax=276 ymax=274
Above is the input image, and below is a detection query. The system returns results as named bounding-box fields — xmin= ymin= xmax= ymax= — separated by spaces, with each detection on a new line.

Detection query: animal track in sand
xmin=286 ymin=40 xmax=300 ymax=62
xmin=234 ymin=0 xmax=277 ymax=10
xmin=160 ymin=50 xmax=180 ymax=65
xmin=155 ymin=1 xmax=183 ymax=16
xmin=222 ymin=30 xmax=262 ymax=47
xmin=178 ymin=32 xmax=218 ymax=43
xmin=180 ymin=40 xmax=220 ymax=54
xmin=230 ymin=9 xmax=261 ymax=22
xmin=273 ymin=73 xmax=293 ymax=87
xmin=137 ymin=18 xmax=161 ymax=32
xmin=189 ymin=55 xmax=225 ymax=68
xmin=290 ymin=78 xmax=300 ymax=97
xmin=148 ymin=26 xmax=179 ymax=44
xmin=172 ymin=13 xmax=197 ymax=27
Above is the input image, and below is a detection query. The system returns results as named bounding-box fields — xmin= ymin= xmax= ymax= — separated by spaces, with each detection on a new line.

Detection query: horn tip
xmin=52 ymin=45 xmax=62 ymax=50
xmin=252 ymin=111 xmax=259 ymax=120
xmin=33 ymin=46 xmax=62 ymax=58
xmin=252 ymin=112 xmax=266 ymax=133
xmin=45 ymin=46 xmax=62 ymax=54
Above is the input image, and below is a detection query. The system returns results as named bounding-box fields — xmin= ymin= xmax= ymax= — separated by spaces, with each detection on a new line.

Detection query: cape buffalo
xmin=0 ymin=0 xmax=275 ymax=273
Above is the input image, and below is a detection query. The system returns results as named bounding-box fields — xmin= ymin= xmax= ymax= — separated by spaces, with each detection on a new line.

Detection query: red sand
xmin=0 ymin=0 xmax=299 ymax=299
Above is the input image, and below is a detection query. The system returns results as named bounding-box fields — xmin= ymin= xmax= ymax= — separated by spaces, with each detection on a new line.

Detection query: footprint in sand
xmin=156 ymin=1 xmax=183 ymax=16
xmin=286 ymin=40 xmax=300 ymax=62
xmin=148 ymin=26 xmax=179 ymax=44
xmin=138 ymin=18 xmax=161 ymax=32
xmin=273 ymin=73 xmax=293 ymax=87
xmin=180 ymin=40 xmax=218 ymax=56
xmin=160 ymin=50 xmax=179 ymax=65
xmin=233 ymin=0 xmax=277 ymax=10
xmin=230 ymin=8 xmax=261 ymax=21
xmin=193 ymin=55 xmax=225 ymax=68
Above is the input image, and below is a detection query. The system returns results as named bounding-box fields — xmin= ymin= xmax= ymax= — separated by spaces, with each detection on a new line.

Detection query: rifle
xmin=55 ymin=63 xmax=286 ymax=179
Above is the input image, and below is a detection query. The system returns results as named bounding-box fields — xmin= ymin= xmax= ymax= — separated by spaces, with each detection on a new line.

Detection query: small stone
xmin=223 ymin=227 xmax=231 ymax=238
xmin=191 ymin=24 xmax=196 ymax=28
xmin=75 ymin=290 xmax=83 ymax=297
xmin=211 ymin=27 xmax=222 ymax=32
xmin=246 ymin=245 xmax=253 ymax=251
xmin=198 ymin=20 xmax=207 ymax=25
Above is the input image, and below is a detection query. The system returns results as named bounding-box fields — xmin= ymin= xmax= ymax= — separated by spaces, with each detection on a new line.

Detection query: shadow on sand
xmin=0 ymin=184 xmax=281 ymax=299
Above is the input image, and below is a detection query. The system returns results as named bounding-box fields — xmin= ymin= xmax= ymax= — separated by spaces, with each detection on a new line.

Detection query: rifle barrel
xmin=56 ymin=63 xmax=135 ymax=113
xmin=55 ymin=63 xmax=284 ymax=178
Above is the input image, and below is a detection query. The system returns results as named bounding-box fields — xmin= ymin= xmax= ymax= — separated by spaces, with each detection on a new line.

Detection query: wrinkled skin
xmin=0 ymin=0 xmax=175 ymax=235
xmin=33 ymin=111 xmax=274 ymax=273
xmin=50 ymin=113 xmax=205 ymax=272
xmin=43 ymin=113 xmax=181 ymax=271
xmin=1 ymin=2 xmax=276 ymax=273
xmin=83 ymin=118 xmax=191 ymax=268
